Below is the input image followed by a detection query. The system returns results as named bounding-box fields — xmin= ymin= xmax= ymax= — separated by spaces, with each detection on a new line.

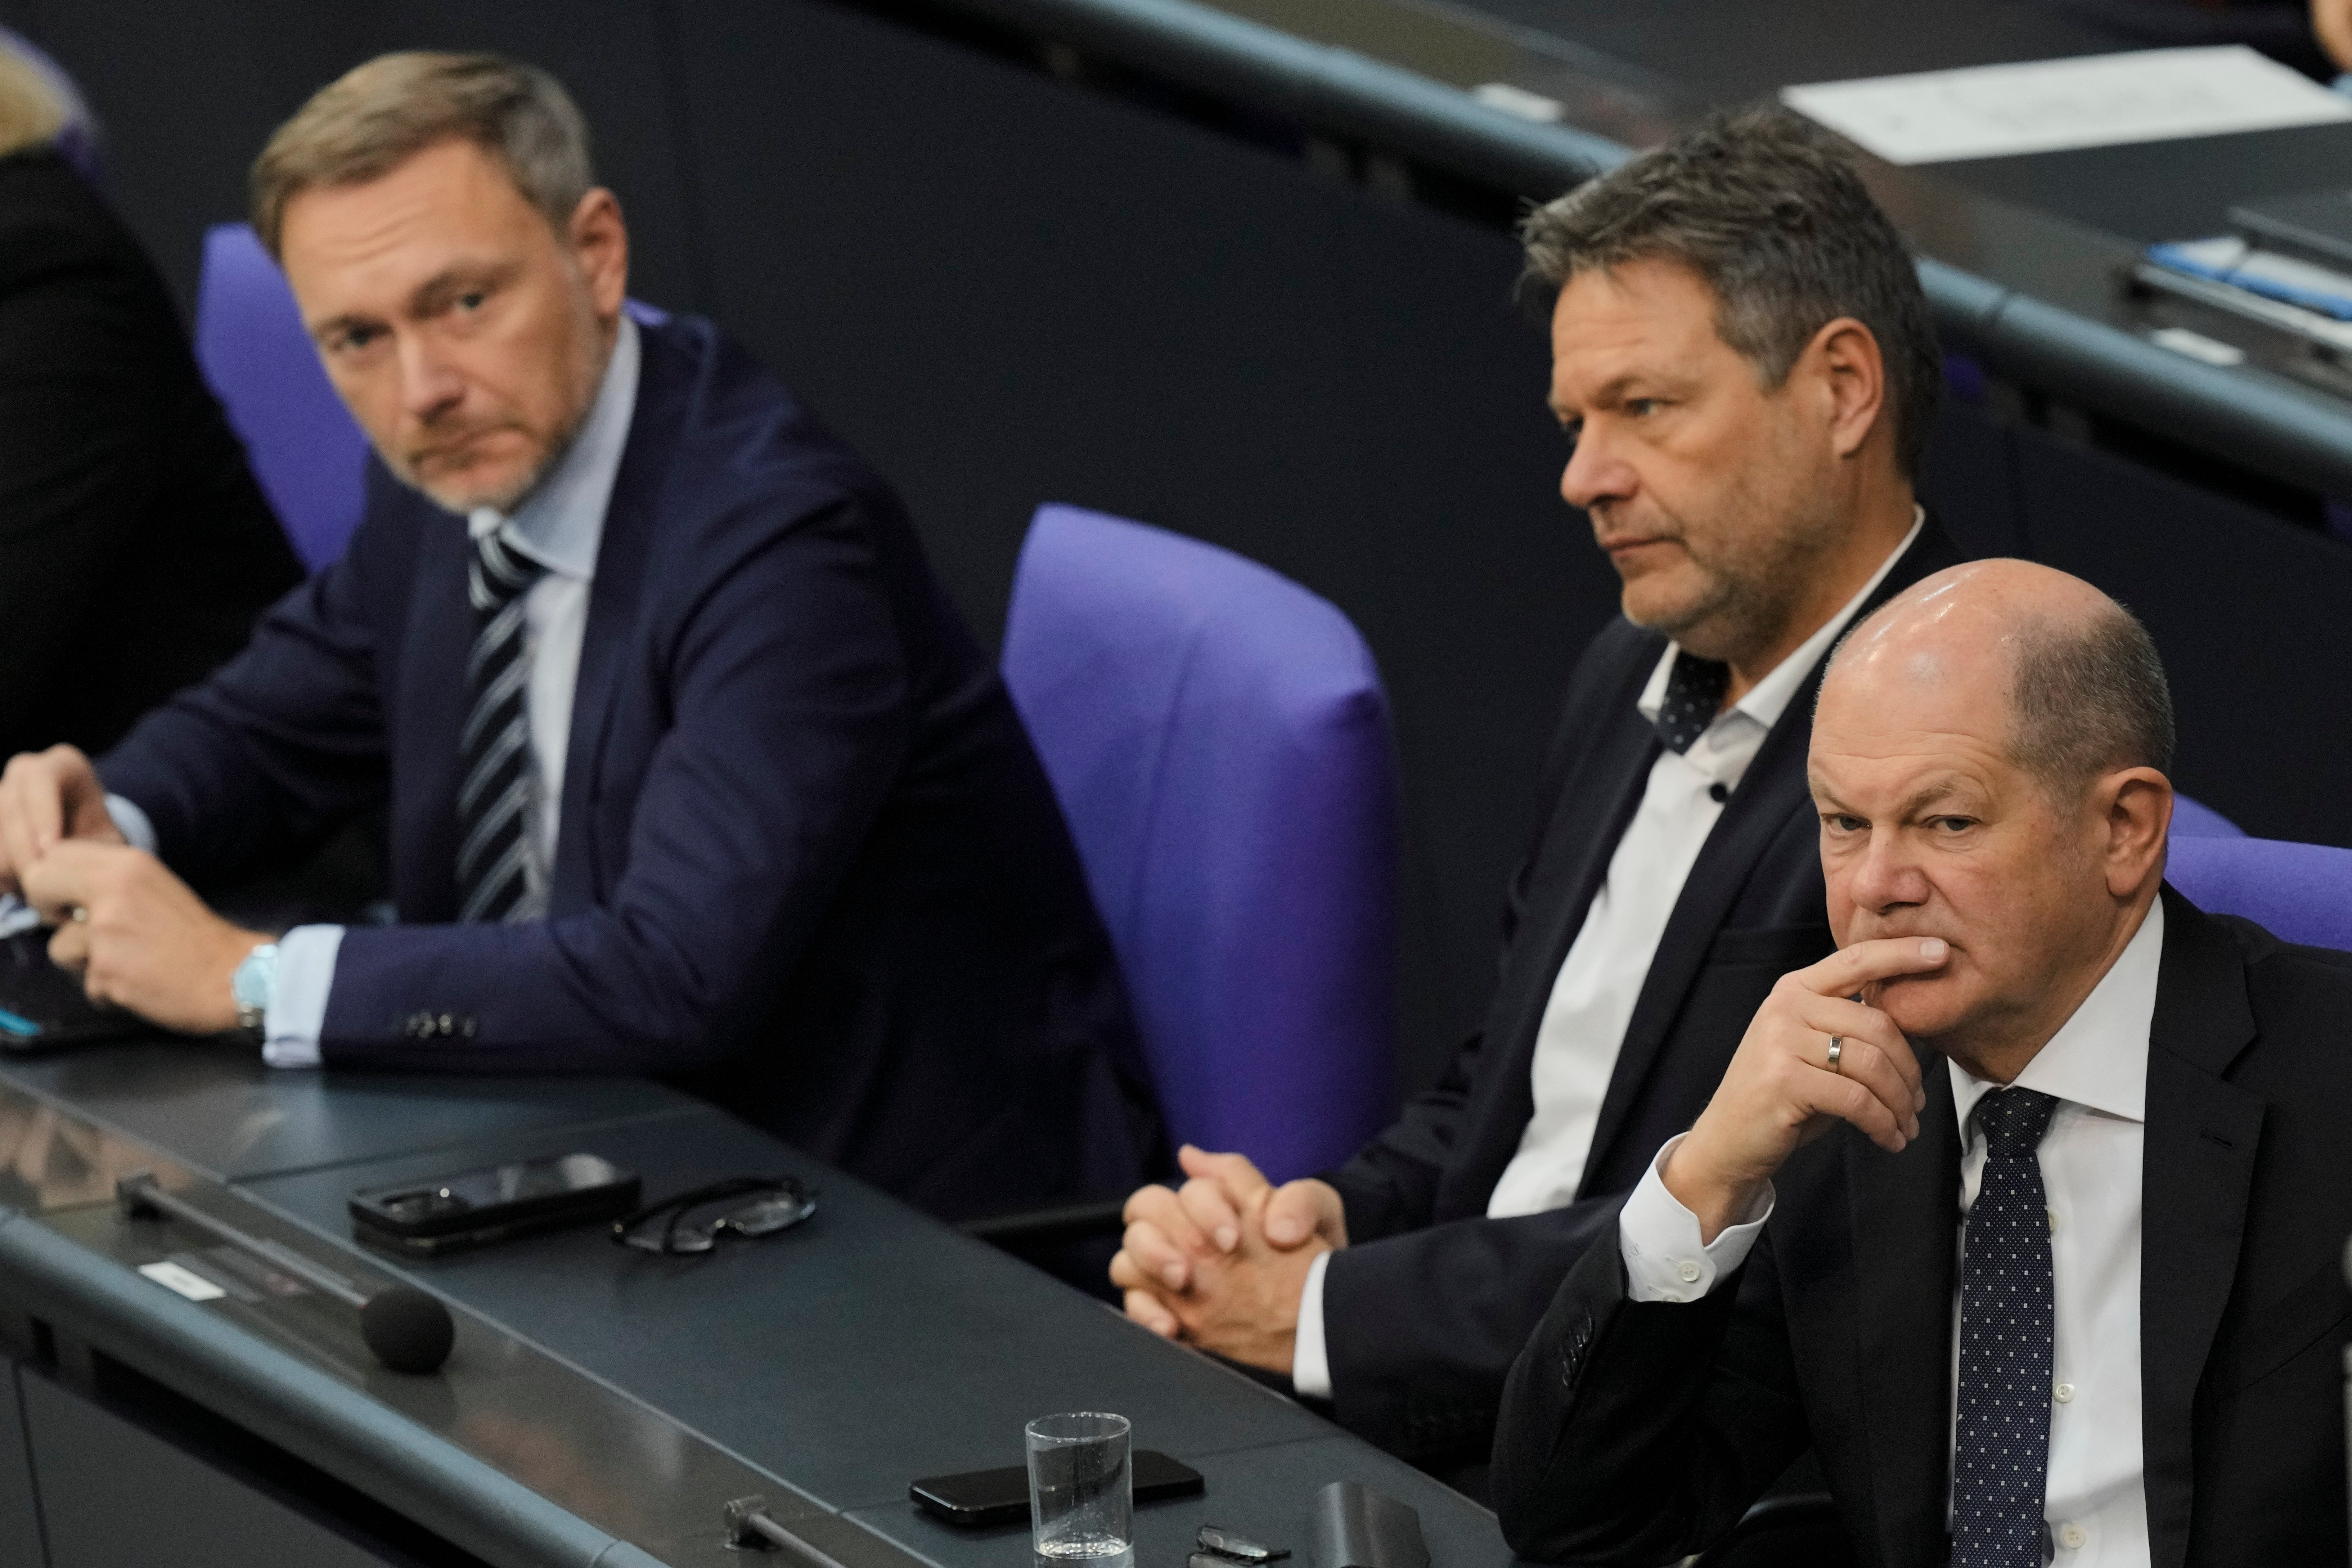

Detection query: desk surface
xmin=0 ymin=1042 xmax=1510 ymax=1568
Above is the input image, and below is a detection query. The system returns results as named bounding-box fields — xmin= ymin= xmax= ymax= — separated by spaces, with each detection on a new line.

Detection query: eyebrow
xmin=1808 ymin=775 xmax=1976 ymax=818
xmin=1548 ymin=373 xmax=1649 ymax=422
xmin=309 ymin=260 xmax=521 ymax=345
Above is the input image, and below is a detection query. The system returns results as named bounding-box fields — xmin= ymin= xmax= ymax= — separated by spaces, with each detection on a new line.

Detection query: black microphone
xmin=117 ymin=1172 xmax=454 ymax=1374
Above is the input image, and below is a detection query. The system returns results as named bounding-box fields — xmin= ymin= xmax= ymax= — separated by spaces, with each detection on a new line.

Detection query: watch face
xmin=233 ymin=945 xmax=279 ymax=1010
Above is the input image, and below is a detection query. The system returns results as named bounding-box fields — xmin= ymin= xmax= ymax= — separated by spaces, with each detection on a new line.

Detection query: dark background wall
xmin=10 ymin=0 xmax=2351 ymax=1105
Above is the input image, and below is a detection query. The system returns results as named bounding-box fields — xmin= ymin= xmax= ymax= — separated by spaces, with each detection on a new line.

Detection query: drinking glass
xmin=1025 ymin=1411 xmax=1133 ymax=1568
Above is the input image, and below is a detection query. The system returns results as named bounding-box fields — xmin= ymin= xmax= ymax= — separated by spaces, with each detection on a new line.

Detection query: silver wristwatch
xmin=231 ymin=943 xmax=280 ymax=1040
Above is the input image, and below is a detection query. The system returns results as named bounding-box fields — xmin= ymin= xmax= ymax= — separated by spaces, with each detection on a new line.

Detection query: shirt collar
xmin=466 ymin=313 xmax=640 ymax=581
xmin=1947 ymin=895 xmax=2163 ymax=1132
xmin=1637 ymin=508 xmax=1924 ymax=732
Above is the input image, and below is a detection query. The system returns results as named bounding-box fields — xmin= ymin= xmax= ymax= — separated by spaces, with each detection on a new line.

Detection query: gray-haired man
xmin=1110 ymin=105 xmax=1963 ymax=1482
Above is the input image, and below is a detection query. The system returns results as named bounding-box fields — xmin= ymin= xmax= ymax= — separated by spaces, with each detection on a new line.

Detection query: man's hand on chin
xmin=22 ymin=841 xmax=270 ymax=1036
xmin=1110 ymin=1189 xmax=1330 ymax=1374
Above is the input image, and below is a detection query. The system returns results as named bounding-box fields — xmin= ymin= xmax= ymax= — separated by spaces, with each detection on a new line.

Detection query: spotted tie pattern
xmin=456 ymin=527 xmax=548 ymax=924
xmin=1652 ymin=650 xmax=1730 ymax=755
xmin=1951 ymin=1087 xmax=2060 ymax=1568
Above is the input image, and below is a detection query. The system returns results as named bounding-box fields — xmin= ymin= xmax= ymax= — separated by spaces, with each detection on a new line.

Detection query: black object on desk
xmin=0 ymin=928 xmax=147 ymax=1050
xmin=349 ymin=1150 xmax=639 ymax=1257
xmin=119 ymin=1171 xmax=456 ymax=1373
xmin=911 ymin=1449 xmax=1206 ymax=1525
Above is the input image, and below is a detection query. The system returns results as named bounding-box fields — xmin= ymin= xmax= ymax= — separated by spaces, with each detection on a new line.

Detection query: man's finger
xmin=1121 ymin=1288 xmax=1181 ymax=1339
xmin=1120 ymin=1219 xmax=1193 ymax=1291
xmin=1176 ymin=1145 xmax=1273 ymax=1205
xmin=1122 ymin=1186 xmax=1210 ymax=1271
xmin=1785 ymin=1012 xmax=1919 ymax=1142
xmin=1177 ymin=1175 xmax=1245 ymax=1253
xmin=1795 ymin=936 xmax=1948 ymax=999
xmin=1264 ymin=1181 xmax=1333 ymax=1248
xmin=45 ymin=921 xmax=87 ymax=973
xmin=1796 ymin=993 xmax=1925 ymax=1111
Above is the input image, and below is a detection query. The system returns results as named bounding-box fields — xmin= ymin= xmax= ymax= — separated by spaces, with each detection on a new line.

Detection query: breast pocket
xmin=2207 ymin=1256 xmax=2352 ymax=1401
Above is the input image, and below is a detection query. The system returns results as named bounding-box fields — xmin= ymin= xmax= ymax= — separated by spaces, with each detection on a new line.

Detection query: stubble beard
xmin=1628 ymin=491 xmax=1845 ymax=669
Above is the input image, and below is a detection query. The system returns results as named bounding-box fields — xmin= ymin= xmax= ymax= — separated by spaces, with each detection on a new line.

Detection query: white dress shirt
xmin=95 ymin=318 xmax=640 ymax=1068
xmin=1616 ymin=901 xmax=2161 ymax=1567
xmin=1291 ymin=515 xmax=1922 ymax=1399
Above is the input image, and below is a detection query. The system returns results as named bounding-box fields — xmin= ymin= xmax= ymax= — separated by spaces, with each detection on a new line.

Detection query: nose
xmin=1559 ymin=420 xmax=1636 ymax=513
xmin=1843 ymin=828 xmax=1932 ymax=922
xmin=395 ymin=332 xmax=467 ymax=424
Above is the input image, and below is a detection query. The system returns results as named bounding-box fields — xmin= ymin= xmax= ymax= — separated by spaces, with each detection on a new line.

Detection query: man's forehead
xmin=280 ymin=140 xmax=538 ymax=305
xmin=1548 ymin=263 xmax=1730 ymax=396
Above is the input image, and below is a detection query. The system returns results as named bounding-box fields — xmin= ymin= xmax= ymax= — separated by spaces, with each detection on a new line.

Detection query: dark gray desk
xmin=0 ymin=1042 xmax=1508 ymax=1568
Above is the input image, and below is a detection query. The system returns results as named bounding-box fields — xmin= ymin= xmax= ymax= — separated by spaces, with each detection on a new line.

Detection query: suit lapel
xmin=1848 ymin=1065 xmax=1961 ymax=1568
xmin=1434 ymin=673 xmax=1659 ymax=1214
xmin=547 ymin=323 xmax=685 ymax=913
xmin=393 ymin=493 xmax=474 ymax=919
xmin=2139 ymin=888 xmax=2263 ymax=1568
xmin=1578 ymin=521 xmax=1963 ymax=1184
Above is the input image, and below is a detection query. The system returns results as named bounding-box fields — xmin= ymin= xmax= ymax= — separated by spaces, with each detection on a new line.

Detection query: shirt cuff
xmin=261 ymin=925 xmax=344 ymax=1069
xmin=1617 ymin=1133 xmax=1773 ymax=1304
xmin=1291 ymin=1248 xmax=1335 ymax=1399
xmin=104 ymin=794 xmax=157 ymax=855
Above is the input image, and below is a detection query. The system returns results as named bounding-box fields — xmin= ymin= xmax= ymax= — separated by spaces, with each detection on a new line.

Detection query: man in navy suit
xmin=0 ymin=51 xmax=1156 ymax=1220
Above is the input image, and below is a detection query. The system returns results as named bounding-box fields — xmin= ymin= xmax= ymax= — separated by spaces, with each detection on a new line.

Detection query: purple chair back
xmin=2168 ymin=835 xmax=2352 ymax=952
xmin=195 ymin=224 xmax=370 ymax=572
xmin=2170 ymin=794 xmax=2244 ymax=837
xmin=1003 ymin=505 xmax=1397 ymax=1182
xmin=0 ymin=28 xmax=100 ymax=185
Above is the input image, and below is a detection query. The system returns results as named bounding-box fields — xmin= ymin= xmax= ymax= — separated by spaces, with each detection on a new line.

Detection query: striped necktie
xmin=457 ymin=527 xmax=549 ymax=923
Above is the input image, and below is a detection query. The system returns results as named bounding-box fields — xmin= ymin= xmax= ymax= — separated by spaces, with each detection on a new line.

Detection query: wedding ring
xmin=1826 ymin=1035 xmax=1843 ymax=1072
xmin=68 ymin=906 xmax=87 ymax=924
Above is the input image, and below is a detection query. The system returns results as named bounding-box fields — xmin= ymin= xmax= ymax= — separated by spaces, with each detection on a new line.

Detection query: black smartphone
xmin=910 ymin=1450 xmax=1204 ymax=1526
xmin=349 ymin=1152 xmax=639 ymax=1257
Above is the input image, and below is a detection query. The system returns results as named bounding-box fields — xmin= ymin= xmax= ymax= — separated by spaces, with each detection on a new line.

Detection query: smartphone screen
xmin=910 ymin=1450 xmax=1205 ymax=1525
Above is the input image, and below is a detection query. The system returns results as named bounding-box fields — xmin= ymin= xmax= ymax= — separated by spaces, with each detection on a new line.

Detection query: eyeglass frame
xmin=609 ymin=1174 xmax=818 ymax=1256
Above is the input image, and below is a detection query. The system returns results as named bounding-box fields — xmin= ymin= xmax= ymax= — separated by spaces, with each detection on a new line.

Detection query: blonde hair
xmin=251 ymin=51 xmax=592 ymax=256
xmin=0 ymin=37 xmax=71 ymax=160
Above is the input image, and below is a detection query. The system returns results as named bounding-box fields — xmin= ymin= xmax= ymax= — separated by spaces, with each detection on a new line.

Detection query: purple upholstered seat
xmin=2170 ymin=794 xmax=2244 ymax=837
xmin=195 ymin=224 xmax=370 ymax=572
xmin=2168 ymin=834 xmax=2352 ymax=953
xmin=195 ymin=223 xmax=674 ymax=574
xmin=1003 ymin=505 xmax=1397 ymax=1182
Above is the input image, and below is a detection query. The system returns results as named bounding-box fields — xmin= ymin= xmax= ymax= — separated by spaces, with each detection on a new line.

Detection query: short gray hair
xmin=252 ymin=51 xmax=593 ymax=256
xmin=1517 ymin=103 xmax=1942 ymax=479
xmin=0 ymin=32 xmax=72 ymax=160
xmin=2009 ymin=605 xmax=2175 ymax=794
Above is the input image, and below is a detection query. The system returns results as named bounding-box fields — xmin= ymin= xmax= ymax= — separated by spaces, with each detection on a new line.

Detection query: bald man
xmin=1492 ymin=561 xmax=2352 ymax=1568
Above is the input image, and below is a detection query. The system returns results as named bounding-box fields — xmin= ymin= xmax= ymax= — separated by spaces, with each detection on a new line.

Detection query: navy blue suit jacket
xmin=100 ymin=316 xmax=1157 ymax=1220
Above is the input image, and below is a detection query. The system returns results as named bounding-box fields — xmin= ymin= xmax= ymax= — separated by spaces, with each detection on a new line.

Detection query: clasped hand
xmin=1663 ymin=936 xmax=1946 ymax=1243
xmin=0 ymin=745 xmax=265 ymax=1034
xmin=1110 ymin=1145 xmax=1348 ymax=1374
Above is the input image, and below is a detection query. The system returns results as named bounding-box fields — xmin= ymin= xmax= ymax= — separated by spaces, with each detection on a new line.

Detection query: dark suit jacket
xmin=100 ymin=314 xmax=1157 ymax=1221
xmin=1493 ymin=889 xmax=2352 ymax=1568
xmin=0 ymin=149 xmax=301 ymax=760
xmin=1316 ymin=522 xmax=1961 ymax=1464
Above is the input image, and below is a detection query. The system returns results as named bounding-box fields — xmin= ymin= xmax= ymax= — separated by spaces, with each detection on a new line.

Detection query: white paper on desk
xmin=1784 ymin=46 xmax=2352 ymax=166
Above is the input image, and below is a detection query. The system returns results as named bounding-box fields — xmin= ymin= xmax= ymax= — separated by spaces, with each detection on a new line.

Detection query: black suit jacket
xmin=1493 ymin=889 xmax=2352 ymax=1568
xmin=0 ymin=148 xmax=300 ymax=760
xmin=1316 ymin=522 xmax=1961 ymax=1463
xmin=101 ymin=315 xmax=1157 ymax=1221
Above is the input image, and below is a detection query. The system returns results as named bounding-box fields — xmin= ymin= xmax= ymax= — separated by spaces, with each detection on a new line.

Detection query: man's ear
xmin=2097 ymin=767 xmax=2172 ymax=898
xmin=567 ymin=187 xmax=629 ymax=321
xmin=1804 ymin=316 xmax=1886 ymax=461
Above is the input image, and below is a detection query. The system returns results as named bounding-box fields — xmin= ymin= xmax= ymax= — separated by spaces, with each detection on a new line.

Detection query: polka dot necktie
xmin=1652 ymin=650 xmax=1730 ymax=755
xmin=1951 ymin=1087 xmax=2061 ymax=1568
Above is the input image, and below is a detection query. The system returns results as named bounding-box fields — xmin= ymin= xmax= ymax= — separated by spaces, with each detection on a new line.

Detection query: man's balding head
xmin=1830 ymin=559 xmax=2173 ymax=799
xmin=1807 ymin=560 xmax=2173 ymax=1079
